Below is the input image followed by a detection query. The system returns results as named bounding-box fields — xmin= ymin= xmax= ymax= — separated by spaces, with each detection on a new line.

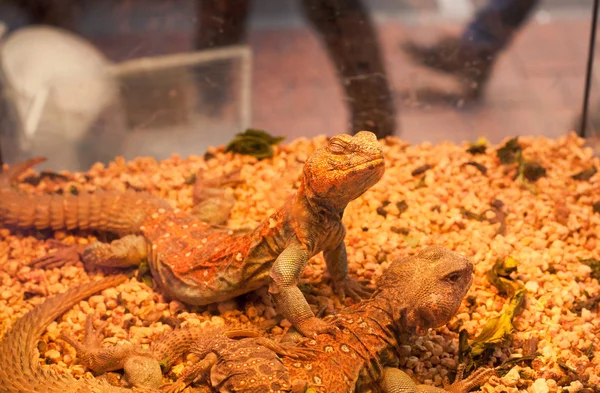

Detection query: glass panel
xmin=0 ymin=0 xmax=594 ymax=170
xmin=584 ymin=0 xmax=600 ymax=154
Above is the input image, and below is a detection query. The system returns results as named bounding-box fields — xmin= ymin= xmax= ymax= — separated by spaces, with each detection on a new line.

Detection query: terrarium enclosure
xmin=0 ymin=2 xmax=599 ymax=393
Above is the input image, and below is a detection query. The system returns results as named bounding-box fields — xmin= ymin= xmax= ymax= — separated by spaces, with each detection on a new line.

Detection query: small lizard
xmin=0 ymin=276 xmax=318 ymax=392
xmin=157 ymin=246 xmax=495 ymax=393
xmin=0 ymin=131 xmax=385 ymax=337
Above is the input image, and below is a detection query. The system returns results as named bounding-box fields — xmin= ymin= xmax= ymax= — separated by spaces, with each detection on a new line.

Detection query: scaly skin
xmin=0 ymin=275 xmax=159 ymax=393
xmin=0 ymin=247 xmax=492 ymax=393
xmin=0 ymin=274 xmax=317 ymax=393
xmin=164 ymin=247 xmax=495 ymax=393
xmin=156 ymin=326 xmax=318 ymax=393
xmin=0 ymin=131 xmax=385 ymax=337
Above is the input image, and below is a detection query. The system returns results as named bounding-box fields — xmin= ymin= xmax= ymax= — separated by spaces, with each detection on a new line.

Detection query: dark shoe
xmin=401 ymin=36 xmax=497 ymax=100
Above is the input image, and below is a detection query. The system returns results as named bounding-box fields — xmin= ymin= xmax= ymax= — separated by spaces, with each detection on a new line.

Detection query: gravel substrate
xmin=0 ymin=132 xmax=599 ymax=392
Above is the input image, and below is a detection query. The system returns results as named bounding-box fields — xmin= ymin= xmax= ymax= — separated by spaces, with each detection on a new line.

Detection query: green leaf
xmin=487 ymin=257 xmax=520 ymax=298
xmin=141 ymin=275 xmax=154 ymax=288
xmin=522 ymin=161 xmax=546 ymax=182
xmin=226 ymin=137 xmax=274 ymax=159
xmin=467 ymin=137 xmax=489 ymax=155
xmin=515 ymin=157 xmax=539 ymax=194
xmin=470 ymin=289 xmax=525 ymax=356
xmin=242 ymin=128 xmax=285 ymax=145
xmin=139 ymin=260 xmax=150 ymax=276
xmin=496 ymin=137 xmax=522 ymax=165
xmin=225 ymin=129 xmax=285 ymax=159
xmin=495 ymin=137 xmax=544 ymax=191
xmin=137 ymin=260 xmax=154 ymax=288
xmin=458 ymin=258 xmax=525 ymax=362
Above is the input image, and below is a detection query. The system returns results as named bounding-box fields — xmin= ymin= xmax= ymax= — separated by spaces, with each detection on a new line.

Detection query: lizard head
xmin=378 ymin=246 xmax=474 ymax=335
xmin=301 ymin=131 xmax=385 ymax=211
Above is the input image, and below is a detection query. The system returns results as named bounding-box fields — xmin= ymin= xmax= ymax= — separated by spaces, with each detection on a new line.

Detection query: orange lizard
xmin=0 ymin=247 xmax=494 ymax=393
xmin=159 ymin=247 xmax=495 ymax=393
xmin=0 ymin=131 xmax=385 ymax=337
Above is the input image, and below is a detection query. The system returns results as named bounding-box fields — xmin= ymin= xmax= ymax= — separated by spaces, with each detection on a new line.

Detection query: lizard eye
xmin=444 ymin=272 xmax=462 ymax=284
xmin=328 ymin=139 xmax=346 ymax=154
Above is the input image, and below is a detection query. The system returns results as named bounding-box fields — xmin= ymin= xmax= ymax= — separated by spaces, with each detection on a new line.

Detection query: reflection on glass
xmin=0 ymin=0 xmax=595 ymax=169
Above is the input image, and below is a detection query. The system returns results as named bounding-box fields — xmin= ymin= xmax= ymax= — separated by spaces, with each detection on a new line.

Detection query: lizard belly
xmin=152 ymin=259 xmax=271 ymax=305
xmin=148 ymin=229 xmax=278 ymax=305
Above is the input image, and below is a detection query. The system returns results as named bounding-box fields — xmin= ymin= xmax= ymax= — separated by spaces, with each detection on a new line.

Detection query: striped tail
xmin=0 ymin=275 xmax=128 ymax=393
xmin=0 ymin=158 xmax=172 ymax=235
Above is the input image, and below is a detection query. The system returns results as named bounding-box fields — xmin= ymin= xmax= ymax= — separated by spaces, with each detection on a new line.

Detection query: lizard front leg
xmin=324 ymin=241 xmax=374 ymax=301
xmin=381 ymin=365 xmax=494 ymax=393
xmin=269 ymin=243 xmax=339 ymax=337
xmin=31 ymin=234 xmax=148 ymax=270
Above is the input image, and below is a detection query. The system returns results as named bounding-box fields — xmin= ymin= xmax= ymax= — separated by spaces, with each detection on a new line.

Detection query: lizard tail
xmin=0 ymin=275 xmax=128 ymax=393
xmin=0 ymin=156 xmax=47 ymax=188
xmin=0 ymin=158 xmax=172 ymax=234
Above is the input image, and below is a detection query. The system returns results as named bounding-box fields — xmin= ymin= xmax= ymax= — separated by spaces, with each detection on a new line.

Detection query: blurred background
xmin=0 ymin=0 xmax=597 ymax=170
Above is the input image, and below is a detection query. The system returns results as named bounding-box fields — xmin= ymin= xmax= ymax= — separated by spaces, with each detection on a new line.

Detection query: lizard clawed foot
xmin=59 ymin=314 xmax=108 ymax=371
xmin=30 ymin=240 xmax=84 ymax=269
xmin=295 ymin=316 xmax=341 ymax=338
xmin=262 ymin=338 xmax=321 ymax=360
xmin=283 ymin=346 xmax=320 ymax=361
xmin=442 ymin=364 xmax=495 ymax=393
xmin=332 ymin=277 xmax=374 ymax=301
xmin=61 ymin=314 xmax=160 ymax=387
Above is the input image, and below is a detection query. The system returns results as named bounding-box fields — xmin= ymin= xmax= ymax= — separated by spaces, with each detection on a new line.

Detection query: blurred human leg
xmin=402 ymin=0 xmax=539 ymax=100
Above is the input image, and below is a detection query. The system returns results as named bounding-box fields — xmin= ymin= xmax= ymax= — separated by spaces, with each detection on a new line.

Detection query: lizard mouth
xmin=465 ymin=274 xmax=474 ymax=293
xmin=350 ymin=157 xmax=385 ymax=173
